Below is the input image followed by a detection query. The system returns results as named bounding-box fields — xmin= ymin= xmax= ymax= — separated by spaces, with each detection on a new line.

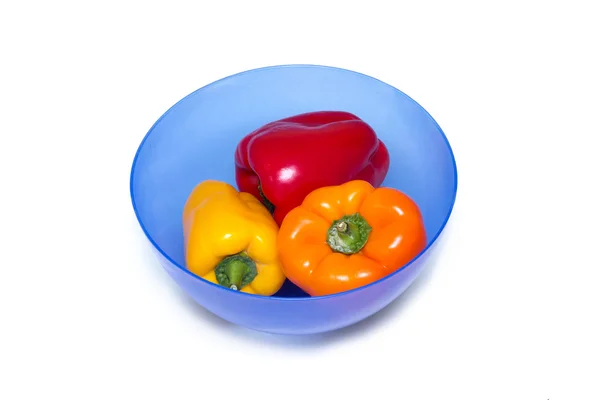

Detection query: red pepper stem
xmin=327 ymin=213 xmax=372 ymax=254
xmin=257 ymin=182 xmax=275 ymax=214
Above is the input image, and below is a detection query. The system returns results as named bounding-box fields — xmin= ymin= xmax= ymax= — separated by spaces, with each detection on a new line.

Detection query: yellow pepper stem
xmin=215 ymin=254 xmax=258 ymax=290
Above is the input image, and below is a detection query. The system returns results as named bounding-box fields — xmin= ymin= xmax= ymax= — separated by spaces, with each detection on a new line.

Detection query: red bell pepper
xmin=234 ymin=111 xmax=390 ymax=225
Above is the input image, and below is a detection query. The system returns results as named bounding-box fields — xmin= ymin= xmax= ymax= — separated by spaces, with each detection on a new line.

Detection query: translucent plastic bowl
xmin=130 ymin=64 xmax=457 ymax=335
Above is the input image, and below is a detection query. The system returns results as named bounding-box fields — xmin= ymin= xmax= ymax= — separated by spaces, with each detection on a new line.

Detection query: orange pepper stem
xmin=327 ymin=213 xmax=372 ymax=254
xmin=215 ymin=254 xmax=257 ymax=290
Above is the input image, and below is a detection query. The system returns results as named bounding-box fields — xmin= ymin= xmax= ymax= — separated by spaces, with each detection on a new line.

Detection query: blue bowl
xmin=130 ymin=64 xmax=457 ymax=335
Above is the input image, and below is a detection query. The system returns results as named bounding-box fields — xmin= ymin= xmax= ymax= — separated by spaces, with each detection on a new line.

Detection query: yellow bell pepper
xmin=182 ymin=180 xmax=286 ymax=296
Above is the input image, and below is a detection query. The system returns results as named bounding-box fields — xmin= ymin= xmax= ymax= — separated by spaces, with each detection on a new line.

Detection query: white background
xmin=1 ymin=1 xmax=598 ymax=399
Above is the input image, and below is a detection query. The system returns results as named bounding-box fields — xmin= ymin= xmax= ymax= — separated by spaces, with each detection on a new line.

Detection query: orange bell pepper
xmin=277 ymin=180 xmax=427 ymax=296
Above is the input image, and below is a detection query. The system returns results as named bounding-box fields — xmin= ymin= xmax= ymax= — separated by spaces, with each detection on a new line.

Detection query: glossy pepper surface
xmin=277 ymin=180 xmax=427 ymax=296
xmin=183 ymin=180 xmax=286 ymax=295
xmin=234 ymin=111 xmax=390 ymax=225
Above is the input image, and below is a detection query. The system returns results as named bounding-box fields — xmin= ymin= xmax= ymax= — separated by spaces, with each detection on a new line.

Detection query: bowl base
xmin=274 ymin=279 xmax=309 ymax=298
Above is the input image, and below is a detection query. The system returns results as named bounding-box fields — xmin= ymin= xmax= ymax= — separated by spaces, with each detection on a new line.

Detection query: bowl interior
xmin=131 ymin=65 xmax=457 ymax=298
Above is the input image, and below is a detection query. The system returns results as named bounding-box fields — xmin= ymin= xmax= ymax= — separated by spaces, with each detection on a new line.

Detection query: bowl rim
xmin=129 ymin=63 xmax=458 ymax=301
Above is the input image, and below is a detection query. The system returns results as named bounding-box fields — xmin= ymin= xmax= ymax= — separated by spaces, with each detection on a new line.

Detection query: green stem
xmin=257 ymin=182 xmax=275 ymax=214
xmin=327 ymin=213 xmax=372 ymax=254
xmin=214 ymin=254 xmax=258 ymax=290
